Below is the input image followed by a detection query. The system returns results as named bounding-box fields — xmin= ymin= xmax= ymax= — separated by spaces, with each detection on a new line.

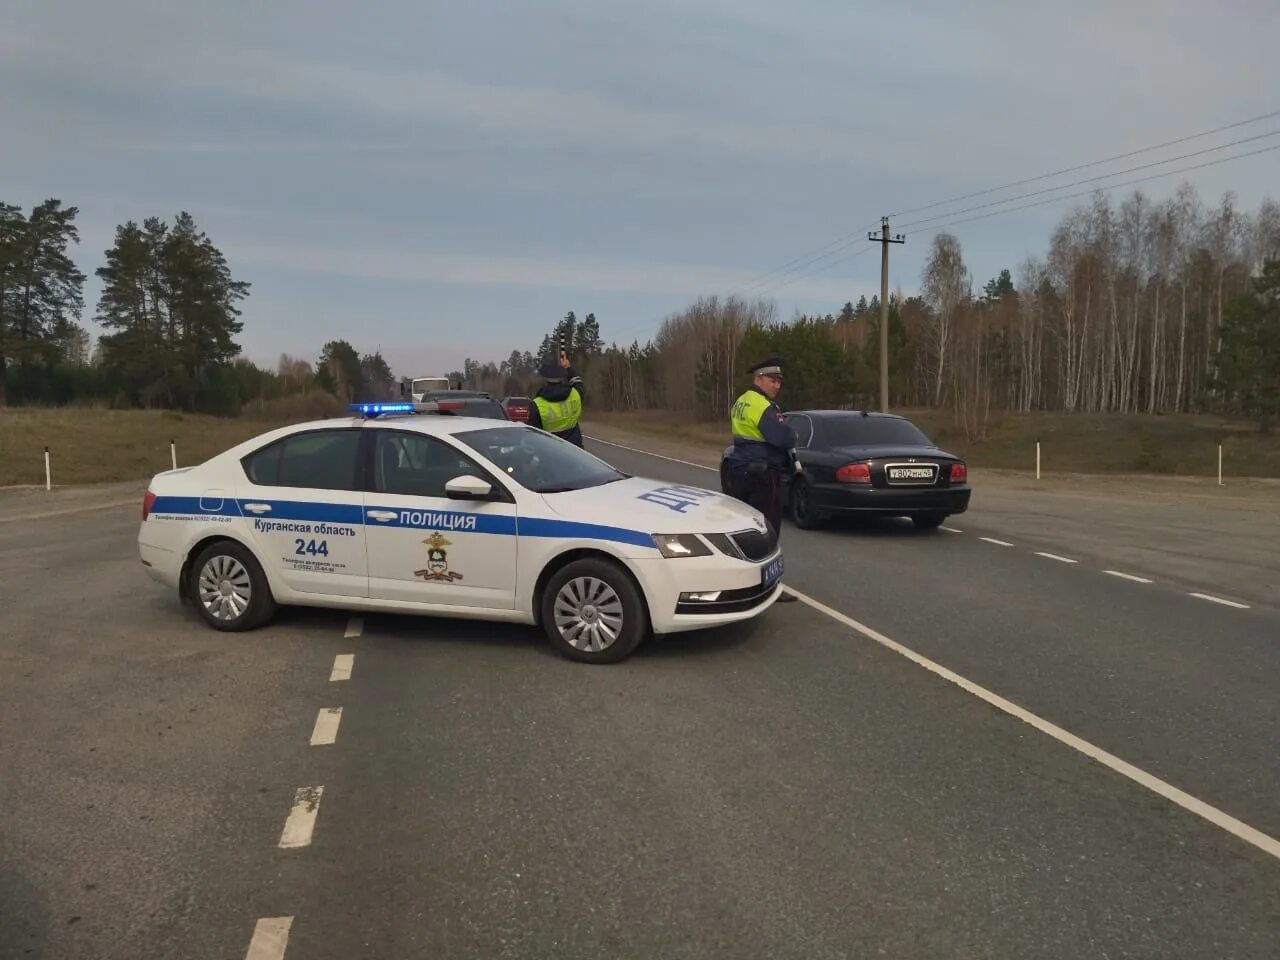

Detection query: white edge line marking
xmin=1189 ymin=592 xmax=1250 ymax=609
xmin=310 ymin=707 xmax=343 ymax=746
xmin=279 ymin=786 xmax=324 ymax=849
xmin=245 ymin=916 xmax=293 ymax=960
xmin=979 ymin=537 xmax=1014 ymax=547
xmin=329 ymin=653 xmax=354 ymax=681
xmin=941 ymin=526 xmax=963 ymax=533
xmin=1035 ymin=551 xmax=1078 ymax=564
xmin=786 ymin=586 xmax=1280 ymax=861
xmin=585 ymin=435 xmax=717 ymax=472
xmin=0 ymin=498 xmax=138 ymax=523
xmin=1103 ymin=570 xmax=1153 ymax=584
xmin=343 ymin=616 xmax=364 ymax=639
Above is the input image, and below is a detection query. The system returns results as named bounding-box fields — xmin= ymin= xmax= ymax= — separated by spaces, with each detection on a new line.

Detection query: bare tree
xmin=921 ymin=232 xmax=970 ymax=406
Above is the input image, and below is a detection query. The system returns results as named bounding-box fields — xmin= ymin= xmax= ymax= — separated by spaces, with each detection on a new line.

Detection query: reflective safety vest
xmin=533 ymin=389 xmax=583 ymax=434
xmin=730 ymin=389 xmax=770 ymax=441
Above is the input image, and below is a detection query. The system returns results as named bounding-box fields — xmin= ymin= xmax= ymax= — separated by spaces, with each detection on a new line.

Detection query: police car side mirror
xmin=445 ymin=475 xmax=493 ymax=500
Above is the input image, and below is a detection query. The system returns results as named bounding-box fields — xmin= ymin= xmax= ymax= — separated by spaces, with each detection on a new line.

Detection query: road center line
xmin=310 ymin=707 xmax=343 ymax=746
xmin=279 ymin=786 xmax=324 ymax=849
xmin=329 ymin=654 xmax=354 ymax=681
xmin=245 ymin=917 xmax=293 ymax=960
xmin=979 ymin=537 xmax=1014 ymax=547
xmin=785 ymin=586 xmax=1280 ymax=862
xmin=941 ymin=526 xmax=964 ymax=533
xmin=343 ymin=616 xmax=364 ymax=638
xmin=1104 ymin=570 xmax=1153 ymax=583
xmin=1189 ymin=592 xmax=1250 ymax=609
xmin=1035 ymin=551 xmax=1078 ymax=564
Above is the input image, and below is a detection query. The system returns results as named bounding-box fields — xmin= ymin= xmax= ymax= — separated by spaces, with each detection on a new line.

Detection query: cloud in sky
xmin=4 ymin=0 xmax=1278 ymax=373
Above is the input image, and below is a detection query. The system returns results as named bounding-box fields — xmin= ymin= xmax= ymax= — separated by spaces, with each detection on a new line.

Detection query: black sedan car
xmin=720 ymin=410 xmax=970 ymax=530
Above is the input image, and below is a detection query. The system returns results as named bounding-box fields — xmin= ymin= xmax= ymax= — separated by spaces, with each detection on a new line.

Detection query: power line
xmin=732 ymin=224 xmax=880 ymax=295
xmin=910 ymin=141 xmax=1280 ymax=237
xmin=728 ymin=108 xmax=1280 ymax=298
xmin=895 ymin=128 xmax=1280 ymax=231
xmin=742 ymin=236 xmax=875 ymax=297
xmin=888 ymin=107 xmax=1280 ymax=220
xmin=753 ymin=244 xmax=876 ymax=296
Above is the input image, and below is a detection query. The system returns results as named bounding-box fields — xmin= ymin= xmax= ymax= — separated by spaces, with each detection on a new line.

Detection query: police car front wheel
xmin=540 ymin=558 xmax=647 ymax=664
xmin=189 ymin=541 xmax=276 ymax=632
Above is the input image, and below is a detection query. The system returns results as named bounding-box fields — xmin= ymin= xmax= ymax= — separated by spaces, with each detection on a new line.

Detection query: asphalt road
xmin=1 ymin=449 xmax=1277 ymax=959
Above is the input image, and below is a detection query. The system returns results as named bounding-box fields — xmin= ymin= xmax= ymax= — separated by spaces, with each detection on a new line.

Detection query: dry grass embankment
xmin=0 ymin=392 xmax=345 ymax=487
xmin=588 ymin=409 xmax=1280 ymax=480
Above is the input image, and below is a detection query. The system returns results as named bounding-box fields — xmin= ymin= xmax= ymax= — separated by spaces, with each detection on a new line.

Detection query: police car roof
xmin=347 ymin=413 xmax=524 ymax=434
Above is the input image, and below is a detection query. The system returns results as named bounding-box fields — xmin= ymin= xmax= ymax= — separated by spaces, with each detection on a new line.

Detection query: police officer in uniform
xmin=527 ymin=350 xmax=586 ymax=447
xmin=726 ymin=356 xmax=798 ymax=601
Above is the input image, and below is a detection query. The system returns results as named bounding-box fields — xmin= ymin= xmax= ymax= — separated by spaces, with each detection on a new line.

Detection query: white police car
xmin=138 ymin=402 xmax=784 ymax=663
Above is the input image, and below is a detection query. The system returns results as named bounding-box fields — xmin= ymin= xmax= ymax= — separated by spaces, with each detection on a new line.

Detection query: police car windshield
xmin=453 ymin=427 xmax=625 ymax=493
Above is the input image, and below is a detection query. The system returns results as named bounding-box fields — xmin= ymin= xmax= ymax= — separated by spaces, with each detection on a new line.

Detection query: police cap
xmin=537 ymin=362 xmax=565 ymax=381
xmin=748 ymin=356 xmax=785 ymax=378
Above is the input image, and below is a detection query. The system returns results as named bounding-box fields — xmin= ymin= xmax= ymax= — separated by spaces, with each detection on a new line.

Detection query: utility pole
xmin=868 ymin=217 xmax=905 ymax=411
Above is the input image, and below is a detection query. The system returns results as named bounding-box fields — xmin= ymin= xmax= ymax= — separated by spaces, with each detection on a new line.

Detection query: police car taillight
xmin=836 ymin=462 xmax=871 ymax=484
xmin=142 ymin=491 xmax=157 ymax=521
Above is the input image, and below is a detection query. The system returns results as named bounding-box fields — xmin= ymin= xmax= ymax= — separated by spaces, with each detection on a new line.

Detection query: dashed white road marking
xmin=245 ymin=917 xmax=293 ymax=960
xmin=1104 ymin=570 xmax=1153 ymax=584
xmin=785 ymin=586 xmax=1280 ymax=862
xmin=585 ymin=436 xmax=717 ymax=472
xmin=979 ymin=536 xmax=1014 ymax=547
xmin=329 ymin=654 xmax=354 ymax=681
xmin=279 ymin=786 xmax=324 ymax=849
xmin=1035 ymin=551 xmax=1078 ymax=564
xmin=1190 ymin=592 xmax=1250 ymax=610
xmin=343 ymin=616 xmax=364 ymax=638
xmin=941 ymin=526 xmax=964 ymax=533
xmin=310 ymin=707 xmax=343 ymax=746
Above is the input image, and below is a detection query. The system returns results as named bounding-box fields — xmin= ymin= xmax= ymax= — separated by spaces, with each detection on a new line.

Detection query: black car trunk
xmin=824 ymin=445 xmax=958 ymax=489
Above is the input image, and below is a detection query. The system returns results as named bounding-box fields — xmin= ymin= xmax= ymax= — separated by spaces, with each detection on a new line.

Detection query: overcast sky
xmin=4 ymin=0 xmax=1278 ymax=375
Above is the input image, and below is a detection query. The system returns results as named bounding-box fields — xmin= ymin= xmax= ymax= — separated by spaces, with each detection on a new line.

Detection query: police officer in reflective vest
xmin=527 ymin=351 xmax=586 ymax=447
xmin=727 ymin=355 xmax=798 ymax=520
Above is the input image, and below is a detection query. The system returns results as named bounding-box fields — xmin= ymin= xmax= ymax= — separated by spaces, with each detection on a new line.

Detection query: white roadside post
xmin=171 ymin=439 xmax=177 ymax=471
xmin=44 ymin=446 xmax=51 ymax=491
xmin=1036 ymin=439 xmax=1041 ymax=481
xmin=1218 ymin=443 xmax=1223 ymax=486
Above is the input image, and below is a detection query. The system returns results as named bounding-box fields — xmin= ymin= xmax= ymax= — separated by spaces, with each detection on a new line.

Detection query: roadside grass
xmin=3 ymin=403 xmax=1276 ymax=487
xmin=0 ymin=408 xmax=297 ymax=486
xmin=590 ymin=409 xmax=1280 ymax=479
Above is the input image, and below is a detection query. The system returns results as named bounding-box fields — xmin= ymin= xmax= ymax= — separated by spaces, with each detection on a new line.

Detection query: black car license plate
xmin=761 ymin=554 xmax=784 ymax=588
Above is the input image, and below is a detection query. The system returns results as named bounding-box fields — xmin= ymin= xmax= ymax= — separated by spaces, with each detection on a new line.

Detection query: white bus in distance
xmin=404 ymin=376 xmax=453 ymax=401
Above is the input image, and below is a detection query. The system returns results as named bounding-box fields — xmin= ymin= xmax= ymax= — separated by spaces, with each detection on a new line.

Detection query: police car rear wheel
xmin=190 ymin=541 xmax=275 ymax=632
xmin=541 ymin=559 xmax=647 ymax=663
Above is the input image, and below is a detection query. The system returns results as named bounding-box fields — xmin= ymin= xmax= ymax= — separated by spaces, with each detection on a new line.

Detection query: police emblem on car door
xmin=415 ymin=532 xmax=463 ymax=582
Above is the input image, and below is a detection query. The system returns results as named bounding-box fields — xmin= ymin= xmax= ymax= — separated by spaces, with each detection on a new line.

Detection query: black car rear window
xmin=440 ymin=401 xmax=508 ymax=420
xmin=814 ymin=416 xmax=932 ymax=447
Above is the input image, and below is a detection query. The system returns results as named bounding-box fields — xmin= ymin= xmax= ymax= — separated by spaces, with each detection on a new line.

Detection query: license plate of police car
xmin=761 ymin=555 xmax=784 ymax=587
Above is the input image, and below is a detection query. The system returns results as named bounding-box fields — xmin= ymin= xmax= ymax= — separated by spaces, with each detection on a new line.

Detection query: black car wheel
xmin=789 ymin=478 xmax=827 ymax=530
xmin=912 ymin=512 xmax=947 ymax=530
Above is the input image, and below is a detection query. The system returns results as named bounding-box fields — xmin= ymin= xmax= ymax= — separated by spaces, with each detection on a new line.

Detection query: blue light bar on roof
xmin=349 ymin=402 xmax=418 ymax=417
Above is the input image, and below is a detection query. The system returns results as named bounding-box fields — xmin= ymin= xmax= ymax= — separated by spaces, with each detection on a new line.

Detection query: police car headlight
xmin=652 ymin=533 xmax=712 ymax=559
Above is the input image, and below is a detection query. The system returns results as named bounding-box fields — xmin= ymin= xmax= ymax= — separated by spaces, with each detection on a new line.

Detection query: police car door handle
xmin=243 ymin=503 xmax=272 ymax=514
xmin=367 ymin=510 xmax=398 ymax=522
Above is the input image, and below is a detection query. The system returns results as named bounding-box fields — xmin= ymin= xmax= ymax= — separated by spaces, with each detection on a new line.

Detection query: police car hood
xmin=539 ymin=476 xmax=765 ymax=534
